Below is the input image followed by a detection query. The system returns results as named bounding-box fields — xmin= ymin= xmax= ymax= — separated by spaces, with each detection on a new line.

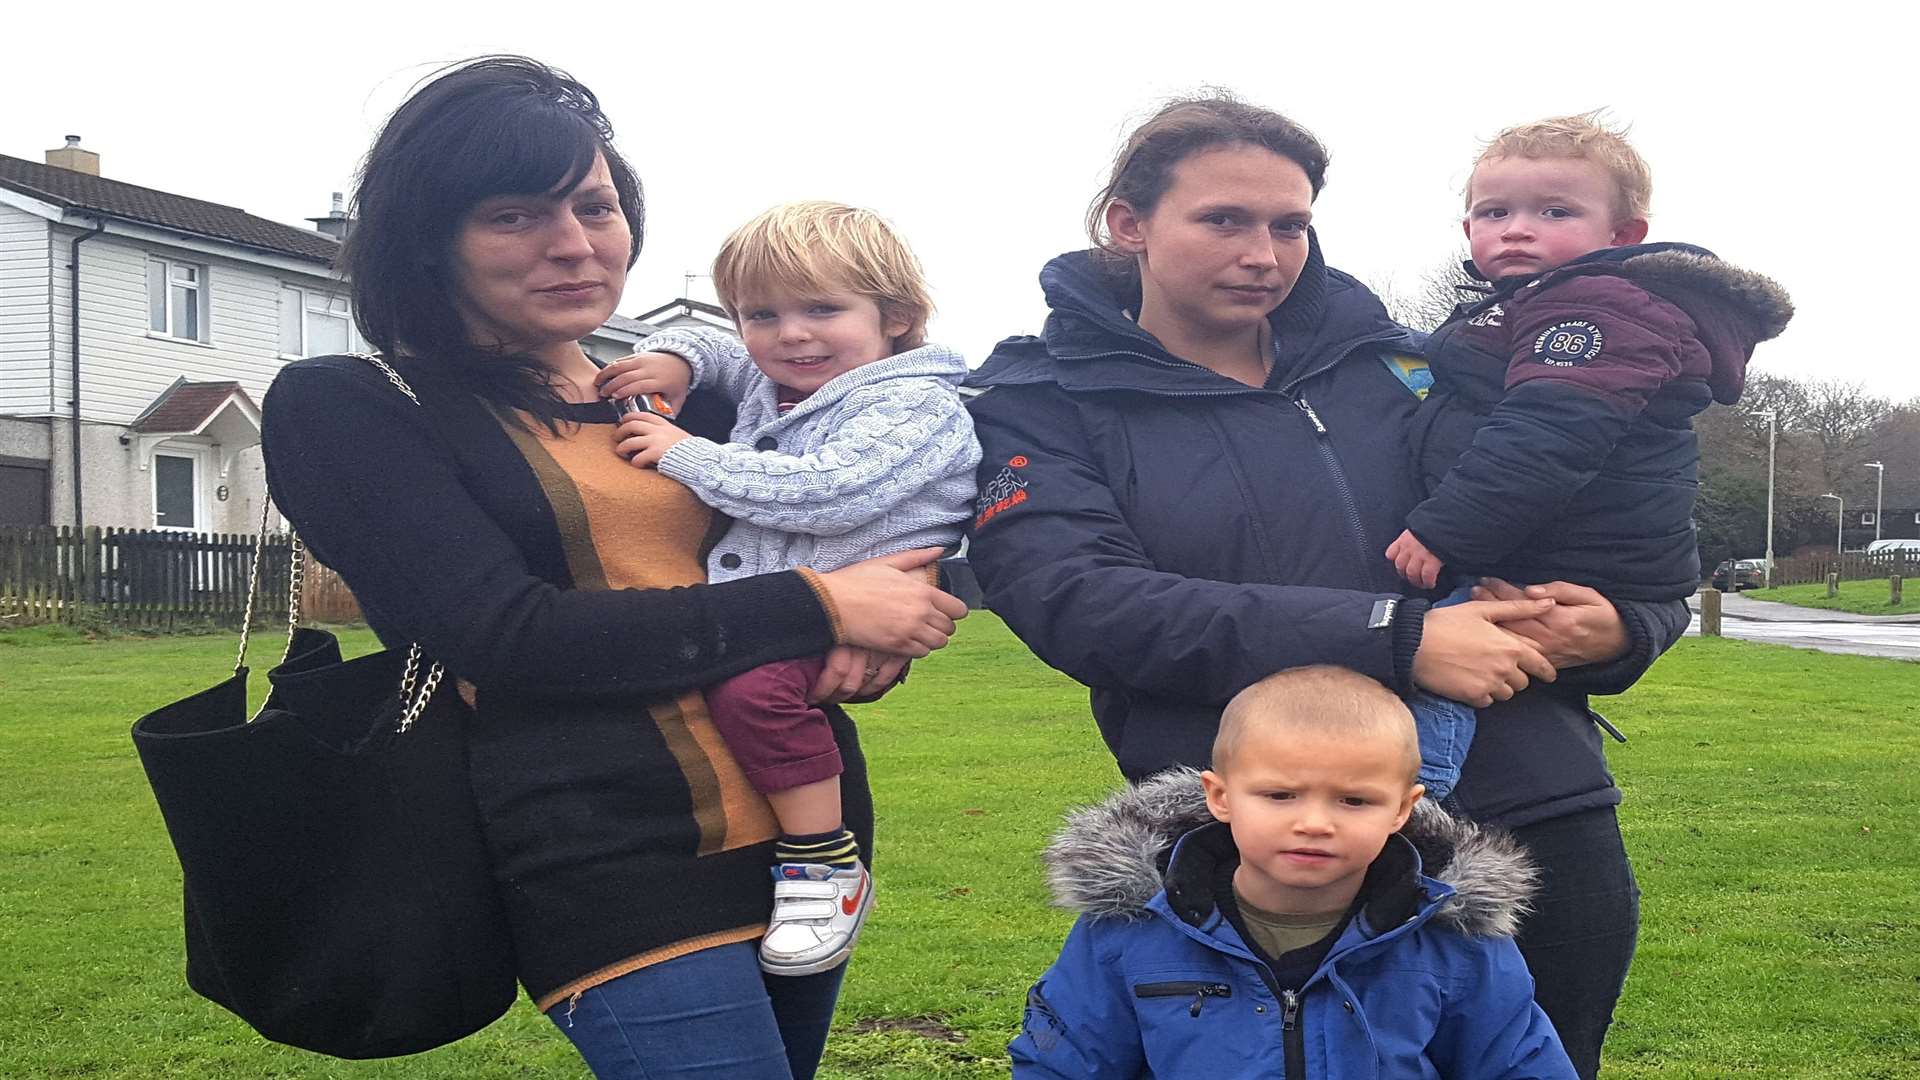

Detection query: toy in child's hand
xmin=611 ymin=392 xmax=676 ymax=420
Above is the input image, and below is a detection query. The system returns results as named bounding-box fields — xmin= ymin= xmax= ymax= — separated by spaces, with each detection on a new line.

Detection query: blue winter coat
xmin=964 ymin=241 xmax=1692 ymax=828
xmin=1010 ymin=770 xmax=1577 ymax=1079
xmin=1408 ymin=244 xmax=1793 ymax=601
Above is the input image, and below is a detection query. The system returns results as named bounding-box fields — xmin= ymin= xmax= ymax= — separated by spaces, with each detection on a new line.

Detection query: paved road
xmin=1686 ymin=591 xmax=1920 ymax=661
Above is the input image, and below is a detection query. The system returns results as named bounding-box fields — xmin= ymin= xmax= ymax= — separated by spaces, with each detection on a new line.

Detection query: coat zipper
xmin=1282 ymin=988 xmax=1306 ymax=1078
xmin=1134 ymin=980 xmax=1234 ymax=1018
xmin=1052 ymin=334 xmax=1398 ymax=589
xmin=1289 ymin=394 xmax=1379 ymax=586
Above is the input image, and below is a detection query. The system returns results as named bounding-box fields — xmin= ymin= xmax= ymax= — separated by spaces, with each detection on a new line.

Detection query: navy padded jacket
xmin=965 ymin=240 xmax=1690 ymax=828
xmin=1408 ymin=243 xmax=1793 ymax=601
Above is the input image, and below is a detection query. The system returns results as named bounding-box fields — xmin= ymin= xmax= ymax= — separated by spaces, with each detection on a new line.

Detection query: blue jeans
xmin=1406 ymin=584 xmax=1478 ymax=802
xmin=549 ymin=941 xmax=846 ymax=1079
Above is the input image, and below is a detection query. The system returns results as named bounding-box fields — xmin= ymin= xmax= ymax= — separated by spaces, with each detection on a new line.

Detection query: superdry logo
xmin=1466 ymin=303 xmax=1505 ymax=327
xmin=973 ymin=466 xmax=1029 ymax=529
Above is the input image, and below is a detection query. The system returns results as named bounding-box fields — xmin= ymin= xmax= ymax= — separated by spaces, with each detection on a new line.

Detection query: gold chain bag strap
xmin=234 ymin=353 xmax=442 ymax=731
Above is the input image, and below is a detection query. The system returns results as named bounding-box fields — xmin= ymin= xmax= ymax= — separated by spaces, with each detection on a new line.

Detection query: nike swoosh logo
xmin=841 ymin=871 xmax=869 ymax=916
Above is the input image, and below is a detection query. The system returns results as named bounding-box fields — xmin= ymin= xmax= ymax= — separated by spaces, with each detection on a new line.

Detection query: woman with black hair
xmin=261 ymin=56 xmax=965 ymax=1079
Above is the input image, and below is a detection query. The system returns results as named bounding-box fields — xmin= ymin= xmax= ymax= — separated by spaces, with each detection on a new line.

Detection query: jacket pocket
xmin=1134 ymin=980 xmax=1233 ymax=1018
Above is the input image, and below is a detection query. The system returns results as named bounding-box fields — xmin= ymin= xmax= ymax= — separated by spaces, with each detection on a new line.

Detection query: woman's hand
xmin=595 ymin=351 xmax=693 ymax=414
xmin=1411 ymin=598 xmax=1558 ymax=707
xmin=809 ymin=646 xmax=910 ymax=705
xmin=817 ymin=548 xmax=968 ymax=657
xmin=1469 ymin=578 xmax=1630 ymax=668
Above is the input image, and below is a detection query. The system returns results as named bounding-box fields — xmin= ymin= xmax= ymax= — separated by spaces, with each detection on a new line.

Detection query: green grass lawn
xmin=1741 ymin=579 xmax=1920 ymax=617
xmin=3 ymin=618 xmax=1917 ymax=1078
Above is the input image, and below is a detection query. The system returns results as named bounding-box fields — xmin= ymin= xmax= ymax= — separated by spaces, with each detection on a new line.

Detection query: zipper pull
xmin=1295 ymin=397 xmax=1328 ymax=435
xmin=1189 ymin=983 xmax=1231 ymax=1017
xmin=1281 ymin=988 xmax=1301 ymax=1031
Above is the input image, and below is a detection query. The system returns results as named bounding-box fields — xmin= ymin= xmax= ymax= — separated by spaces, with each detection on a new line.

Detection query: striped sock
xmin=776 ymin=828 xmax=860 ymax=869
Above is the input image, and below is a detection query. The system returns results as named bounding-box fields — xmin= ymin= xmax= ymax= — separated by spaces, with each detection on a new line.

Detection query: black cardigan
xmin=261 ymin=354 xmax=856 ymax=1006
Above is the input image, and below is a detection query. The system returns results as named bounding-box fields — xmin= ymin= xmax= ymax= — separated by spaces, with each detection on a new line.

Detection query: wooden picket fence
xmin=0 ymin=525 xmax=309 ymax=631
xmin=1768 ymin=550 xmax=1920 ymax=587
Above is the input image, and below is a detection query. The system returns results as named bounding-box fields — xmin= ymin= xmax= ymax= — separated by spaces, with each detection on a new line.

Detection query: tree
xmin=1372 ymin=255 xmax=1482 ymax=332
xmin=1798 ymin=380 xmax=1892 ymax=495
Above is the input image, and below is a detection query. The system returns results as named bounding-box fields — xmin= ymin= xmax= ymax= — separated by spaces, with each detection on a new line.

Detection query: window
xmin=1862 ymin=512 xmax=1877 ymax=526
xmin=279 ymin=285 xmax=358 ymax=357
xmin=147 ymin=257 xmax=209 ymax=341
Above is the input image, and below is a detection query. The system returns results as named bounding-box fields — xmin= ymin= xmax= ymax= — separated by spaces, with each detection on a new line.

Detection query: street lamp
xmin=1864 ymin=461 xmax=1885 ymax=542
xmin=1821 ymin=492 xmax=1844 ymax=555
xmin=1751 ymin=410 xmax=1777 ymax=587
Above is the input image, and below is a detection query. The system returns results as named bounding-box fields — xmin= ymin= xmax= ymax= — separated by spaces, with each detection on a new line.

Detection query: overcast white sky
xmin=7 ymin=2 xmax=1914 ymax=398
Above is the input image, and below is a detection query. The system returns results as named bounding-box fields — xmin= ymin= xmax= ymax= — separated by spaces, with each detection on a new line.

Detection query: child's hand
xmin=1387 ymin=529 xmax=1445 ymax=590
xmin=809 ymin=646 xmax=910 ymax=704
xmin=596 ymin=351 xmax=692 ymax=414
xmin=615 ymin=412 xmax=690 ymax=468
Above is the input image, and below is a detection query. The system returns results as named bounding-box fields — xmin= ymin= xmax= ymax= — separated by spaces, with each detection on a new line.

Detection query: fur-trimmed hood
xmin=1554 ymin=242 xmax=1794 ymax=405
xmin=1043 ymin=768 xmax=1538 ymax=938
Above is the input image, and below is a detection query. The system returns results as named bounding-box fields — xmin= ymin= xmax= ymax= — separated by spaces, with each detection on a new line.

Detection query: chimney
xmin=45 ymin=135 xmax=100 ymax=176
xmin=307 ymin=191 xmax=354 ymax=243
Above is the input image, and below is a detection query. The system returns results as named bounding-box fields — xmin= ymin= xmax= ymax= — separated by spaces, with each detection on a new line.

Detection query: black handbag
xmin=130 ymin=356 xmax=517 ymax=1059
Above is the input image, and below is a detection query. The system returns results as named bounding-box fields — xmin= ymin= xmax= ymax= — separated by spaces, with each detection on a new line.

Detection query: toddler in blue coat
xmin=1010 ymin=665 xmax=1575 ymax=1078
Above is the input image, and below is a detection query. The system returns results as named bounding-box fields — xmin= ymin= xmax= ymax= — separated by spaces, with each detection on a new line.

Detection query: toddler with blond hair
xmin=598 ymin=201 xmax=979 ymax=975
xmin=1386 ymin=113 xmax=1791 ymax=809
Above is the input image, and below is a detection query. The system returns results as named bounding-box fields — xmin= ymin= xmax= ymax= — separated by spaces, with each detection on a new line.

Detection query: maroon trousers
xmin=705 ymin=656 xmax=842 ymax=794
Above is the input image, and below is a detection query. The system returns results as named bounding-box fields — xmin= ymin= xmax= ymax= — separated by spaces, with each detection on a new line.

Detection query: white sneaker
xmin=760 ymin=860 xmax=874 ymax=976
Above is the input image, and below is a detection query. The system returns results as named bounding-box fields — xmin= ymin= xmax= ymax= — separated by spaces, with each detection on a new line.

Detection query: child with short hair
xmin=1386 ymin=113 xmax=1793 ymax=801
xmin=1010 ymin=665 xmax=1575 ymax=1078
xmin=599 ymin=201 xmax=979 ymax=975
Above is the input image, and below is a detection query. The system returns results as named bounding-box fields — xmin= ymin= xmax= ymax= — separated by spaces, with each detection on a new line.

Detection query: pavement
xmin=1687 ymin=589 xmax=1920 ymax=661
xmin=1702 ymin=589 xmax=1920 ymax=624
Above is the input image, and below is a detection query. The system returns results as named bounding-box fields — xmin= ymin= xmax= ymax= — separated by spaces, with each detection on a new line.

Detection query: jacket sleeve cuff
xmin=1390 ymin=597 xmax=1430 ymax=694
xmin=637 ymin=328 xmax=716 ymax=389
xmin=655 ymin=436 xmax=727 ymax=489
xmin=794 ymin=567 xmax=847 ymax=644
xmin=1556 ymin=596 xmax=1661 ymax=695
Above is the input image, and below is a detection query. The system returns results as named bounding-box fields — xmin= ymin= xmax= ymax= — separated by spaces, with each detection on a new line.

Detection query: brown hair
xmin=712 ymin=201 xmax=934 ymax=353
xmin=1086 ymin=91 xmax=1330 ymax=254
xmin=1212 ymin=665 xmax=1420 ymax=782
xmin=1469 ymin=111 xmax=1652 ymax=222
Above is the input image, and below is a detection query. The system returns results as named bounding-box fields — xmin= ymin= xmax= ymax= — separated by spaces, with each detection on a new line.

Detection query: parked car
xmin=1710 ymin=559 xmax=1767 ymax=591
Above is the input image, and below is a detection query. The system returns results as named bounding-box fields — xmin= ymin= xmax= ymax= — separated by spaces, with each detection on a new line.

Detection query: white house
xmin=0 ymin=138 xmax=674 ymax=532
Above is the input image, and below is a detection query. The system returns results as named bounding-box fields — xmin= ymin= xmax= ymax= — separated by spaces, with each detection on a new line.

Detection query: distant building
xmin=634 ymin=297 xmax=736 ymax=336
xmin=1863 ymin=475 xmax=1919 ymax=542
xmin=0 ymin=138 xmax=658 ymax=530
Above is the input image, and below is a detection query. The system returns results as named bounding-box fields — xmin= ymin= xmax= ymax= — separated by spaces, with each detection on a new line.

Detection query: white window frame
xmin=147 ymin=256 xmax=211 ymax=343
xmin=151 ymin=442 xmax=212 ymax=532
xmin=1861 ymin=511 xmax=1877 ymax=526
xmin=278 ymin=283 xmax=363 ymax=358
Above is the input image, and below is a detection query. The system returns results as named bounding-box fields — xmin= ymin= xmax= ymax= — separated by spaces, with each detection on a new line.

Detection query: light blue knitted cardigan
xmin=639 ymin=326 xmax=981 ymax=583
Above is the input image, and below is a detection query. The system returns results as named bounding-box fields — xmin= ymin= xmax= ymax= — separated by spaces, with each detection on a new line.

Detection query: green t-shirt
xmin=1233 ymin=888 xmax=1348 ymax=962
